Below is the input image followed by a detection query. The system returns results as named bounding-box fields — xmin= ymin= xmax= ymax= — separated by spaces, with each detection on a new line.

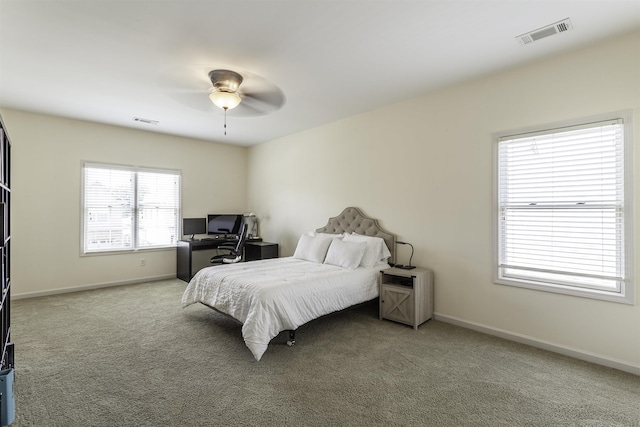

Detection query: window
xmin=83 ymin=163 xmax=181 ymax=253
xmin=494 ymin=112 xmax=634 ymax=303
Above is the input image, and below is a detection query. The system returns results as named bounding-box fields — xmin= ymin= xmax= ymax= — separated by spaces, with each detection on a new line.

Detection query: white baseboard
xmin=434 ymin=313 xmax=640 ymax=377
xmin=12 ymin=274 xmax=178 ymax=300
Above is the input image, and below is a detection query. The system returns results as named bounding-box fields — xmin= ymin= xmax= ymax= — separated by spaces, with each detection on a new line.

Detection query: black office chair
xmin=210 ymin=223 xmax=249 ymax=265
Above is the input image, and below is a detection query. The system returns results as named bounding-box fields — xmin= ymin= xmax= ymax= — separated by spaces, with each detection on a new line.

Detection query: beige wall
xmin=248 ymin=32 xmax=640 ymax=371
xmin=0 ymin=110 xmax=247 ymax=296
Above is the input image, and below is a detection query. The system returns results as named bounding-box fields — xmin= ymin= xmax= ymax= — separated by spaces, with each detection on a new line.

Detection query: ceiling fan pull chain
xmin=224 ymin=107 xmax=228 ymax=135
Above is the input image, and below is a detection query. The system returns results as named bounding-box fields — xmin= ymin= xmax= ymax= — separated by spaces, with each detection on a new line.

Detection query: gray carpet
xmin=10 ymin=279 xmax=640 ymax=426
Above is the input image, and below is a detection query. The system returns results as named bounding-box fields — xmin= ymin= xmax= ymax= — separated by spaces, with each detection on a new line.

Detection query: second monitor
xmin=207 ymin=214 xmax=243 ymax=236
xmin=183 ymin=217 xmax=207 ymax=240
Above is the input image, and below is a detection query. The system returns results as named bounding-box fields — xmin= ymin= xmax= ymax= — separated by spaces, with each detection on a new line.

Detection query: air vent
xmin=133 ymin=117 xmax=159 ymax=125
xmin=516 ymin=18 xmax=573 ymax=45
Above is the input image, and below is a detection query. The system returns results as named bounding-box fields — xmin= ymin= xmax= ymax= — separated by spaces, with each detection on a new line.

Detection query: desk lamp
xmin=395 ymin=241 xmax=416 ymax=270
xmin=243 ymin=213 xmax=259 ymax=239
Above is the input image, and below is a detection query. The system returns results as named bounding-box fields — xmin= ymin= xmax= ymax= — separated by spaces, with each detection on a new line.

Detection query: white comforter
xmin=181 ymin=257 xmax=384 ymax=360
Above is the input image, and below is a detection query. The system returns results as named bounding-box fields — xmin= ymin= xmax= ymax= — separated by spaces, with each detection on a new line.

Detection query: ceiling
xmin=1 ymin=1 xmax=639 ymax=146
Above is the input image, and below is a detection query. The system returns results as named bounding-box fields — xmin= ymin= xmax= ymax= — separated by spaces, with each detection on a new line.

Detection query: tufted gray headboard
xmin=315 ymin=207 xmax=396 ymax=264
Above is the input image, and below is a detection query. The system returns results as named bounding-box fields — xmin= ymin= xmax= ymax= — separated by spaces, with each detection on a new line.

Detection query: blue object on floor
xmin=0 ymin=368 xmax=15 ymax=426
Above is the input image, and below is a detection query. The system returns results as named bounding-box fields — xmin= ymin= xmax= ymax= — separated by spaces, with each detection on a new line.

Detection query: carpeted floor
xmin=10 ymin=279 xmax=640 ymax=426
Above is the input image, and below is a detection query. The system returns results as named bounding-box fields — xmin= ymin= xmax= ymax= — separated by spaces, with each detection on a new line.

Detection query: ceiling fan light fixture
xmin=209 ymin=90 xmax=242 ymax=110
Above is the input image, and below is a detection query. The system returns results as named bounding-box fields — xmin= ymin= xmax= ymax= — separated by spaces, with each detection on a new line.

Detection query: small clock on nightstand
xmin=379 ymin=267 xmax=434 ymax=330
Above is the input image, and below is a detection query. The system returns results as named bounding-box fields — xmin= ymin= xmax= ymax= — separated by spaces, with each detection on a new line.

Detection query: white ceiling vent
xmin=516 ymin=18 xmax=573 ymax=45
xmin=133 ymin=117 xmax=159 ymax=125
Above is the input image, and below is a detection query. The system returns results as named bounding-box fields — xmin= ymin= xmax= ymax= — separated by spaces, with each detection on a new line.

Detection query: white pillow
xmin=323 ymin=239 xmax=367 ymax=269
xmin=307 ymin=231 xmax=344 ymax=239
xmin=292 ymin=234 xmax=334 ymax=263
xmin=343 ymin=233 xmax=392 ymax=267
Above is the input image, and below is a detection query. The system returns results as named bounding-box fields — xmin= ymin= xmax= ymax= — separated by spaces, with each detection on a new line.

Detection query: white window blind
xmin=136 ymin=171 xmax=180 ymax=248
xmin=83 ymin=164 xmax=180 ymax=253
xmin=496 ymin=117 xmax=631 ymax=299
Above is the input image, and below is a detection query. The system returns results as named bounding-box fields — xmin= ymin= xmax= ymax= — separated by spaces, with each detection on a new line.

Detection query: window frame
xmin=81 ymin=162 xmax=181 ymax=255
xmin=493 ymin=111 xmax=634 ymax=304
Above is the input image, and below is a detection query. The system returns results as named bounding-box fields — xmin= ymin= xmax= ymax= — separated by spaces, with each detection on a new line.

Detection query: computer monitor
xmin=207 ymin=214 xmax=243 ymax=237
xmin=182 ymin=218 xmax=207 ymax=240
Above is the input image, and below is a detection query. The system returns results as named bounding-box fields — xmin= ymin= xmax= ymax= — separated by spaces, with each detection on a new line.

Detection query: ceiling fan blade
xmin=167 ymin=90 xmax=215 ymax=112
xmin=229 ymin=102 xmax=266 ymax=117
xmin=231 ymin=87 xmax=285 ymax=116
xmin=158 ymin=65 xmax=216 ymax=112
xmin=244 ymin=88 xmax=285 ymax=109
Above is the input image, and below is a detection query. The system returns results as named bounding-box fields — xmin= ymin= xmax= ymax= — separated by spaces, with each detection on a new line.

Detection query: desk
xmin=177 ymin=238 xmax=265 ymax=282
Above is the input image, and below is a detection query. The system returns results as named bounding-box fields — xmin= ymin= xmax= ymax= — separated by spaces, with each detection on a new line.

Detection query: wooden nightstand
xmin=379 ymin=267 xmax=433 ymax=330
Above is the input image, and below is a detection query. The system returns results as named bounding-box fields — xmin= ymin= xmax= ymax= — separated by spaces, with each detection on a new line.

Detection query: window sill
xmin=494 ymin=276 xmax=634 ymax=305
xmin=81 ymin=245 xmax=176 ymax=257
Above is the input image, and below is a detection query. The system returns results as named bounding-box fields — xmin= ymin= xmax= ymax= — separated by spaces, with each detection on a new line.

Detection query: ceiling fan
xmin=164 ymin=67 xmax=285 ymax=135
xmin=208 ymin=69 xmax=243 ymax=109
xmin=206 ymin=69 xmax=285 ymax=135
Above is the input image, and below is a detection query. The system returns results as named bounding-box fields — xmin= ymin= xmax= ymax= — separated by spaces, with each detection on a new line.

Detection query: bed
xmin=181 ymin=207 xmax=396 ymax=361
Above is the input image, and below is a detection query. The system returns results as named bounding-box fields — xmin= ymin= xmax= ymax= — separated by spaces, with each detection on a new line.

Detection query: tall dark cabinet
xmin=0 ymin=116 xmax=12 ymax=371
